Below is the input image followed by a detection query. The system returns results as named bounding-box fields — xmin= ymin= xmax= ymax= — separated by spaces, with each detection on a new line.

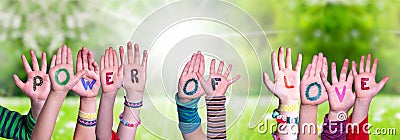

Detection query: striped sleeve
xmin=0 ymin=105 xmax=36 ymax=140
xmin=205 ymin=96 xmax=226 ymax=140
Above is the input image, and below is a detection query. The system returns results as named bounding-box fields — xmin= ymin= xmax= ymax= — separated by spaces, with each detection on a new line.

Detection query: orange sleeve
xmin=346 ymin=114 xmax=369 ymax=140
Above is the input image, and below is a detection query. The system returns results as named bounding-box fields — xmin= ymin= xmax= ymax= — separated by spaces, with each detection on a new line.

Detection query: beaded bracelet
xmin=77 ymin=116 xmax=97 ymax=127
xmin=78 ymin=110 xmax=97 ymax=120
xmin=119 ymin=113 xmax=141 ymax=127
xmin=124 ymin=96 xmax=143 ymax=109
xmin=272 ymin=109 xmax=299 ymax=124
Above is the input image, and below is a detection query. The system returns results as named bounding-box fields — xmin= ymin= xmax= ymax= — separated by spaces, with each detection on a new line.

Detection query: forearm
xmin=30 ymin=100 xmax=45 ymax=120
xmin=275 ymin=100 xmax=299 ymax=140
xmin=351 ymin=98 xmax=371 ymax=124
xmin=74 ymin=97 xmax=97 ymax=140
xmin=31 ymin=91 xmax=67 ymax=140
xmin=96 ymin=92 xmax=117 ymax=140
xmin=298 ymin=105 xmax=318 ymax=140
xmin=117 ymin=91 xmax=142 ymax=140
xmin=206 ymin=96 xmax=226 ymax=139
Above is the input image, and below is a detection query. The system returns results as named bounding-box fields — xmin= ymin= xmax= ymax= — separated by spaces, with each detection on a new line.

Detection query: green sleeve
xmin=0 ymin=105 xmax=36 ymax=140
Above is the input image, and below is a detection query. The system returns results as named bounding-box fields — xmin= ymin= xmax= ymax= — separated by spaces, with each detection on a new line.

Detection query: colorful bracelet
xmin=119 ymin=113 xmax=141 ymax=127
xmin=78 ymin=110 xmax=97 ymax=120
xmin=272 ymin=109 xmax=299 ymax=124
xmin=124 ymin=96 xmax=143 ymax=109
xmin=278 ymin=104 xmax=299 ymax=112
xmin=77 ymin=116 xmax=97 ymax=127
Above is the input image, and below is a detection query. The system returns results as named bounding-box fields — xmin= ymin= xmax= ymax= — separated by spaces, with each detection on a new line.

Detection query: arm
xmin=72 ymin=47 xmax=101 ymax=140
xmin=96 ymin=47 xmax=124 ymax=140
xmin=117 ymin=42 xmax=148 ymax=139
xmin=348 ymin=54 xmax=389 ymax=138
xmin=0 ymin=106 xmax=35 ymax=140
xmin=176 ymin=51 xmax=206 ymax=139
xmin=31 ymin=45 xmax=87 ymax=140
xmin=298 ymin=53 xmax=328 ymax=139
xmin=196 ymin=59 xmax=240 ymax=139
xmin=263 ymin=47 xmax=302 ymax=139
xmin=320 ymin=59 xmax=355 ymax=139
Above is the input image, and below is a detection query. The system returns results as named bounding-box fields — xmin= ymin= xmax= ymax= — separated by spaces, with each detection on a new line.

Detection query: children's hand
xmin=196 ymin=59 xmax=240 ymax=97
xmin=300 ymin=53 xmax=328 ymax=105
xmin=100 ymin=47 xmax=124 ymax=95
xmin=14 ymin=50 xmax=50 ymax=102
xmin=177 ymin=52 xmax=205 ymax=103
xmin=351 ymin=54 xmax=389 ymax=101
xmin=49 ymin=45 xmax=87 ymax=93
xmin=321 ymin=59 xmax=355 ymax=120
xmin=122 ymin=42 xmax=148 ymax=96
xmin=263 ymin=47 xmax=302 ymax=105
xmin=72 ymin=47 xmax=100 ymax=98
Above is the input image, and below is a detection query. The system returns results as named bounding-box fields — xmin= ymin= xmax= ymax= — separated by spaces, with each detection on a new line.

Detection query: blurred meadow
xmin=0 ymin=0 xmax=399 ymax=139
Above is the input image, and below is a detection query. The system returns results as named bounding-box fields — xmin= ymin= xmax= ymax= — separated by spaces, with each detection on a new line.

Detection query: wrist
xmin=355 ymin=97 xmax=372 ymax=105
xmin=125 ymin=91 xmax=143 ymax=102
xmin=279 ymin=99 xmax=299 ymax=106
xmin=328 ymin=110 xmax=348 ymax=121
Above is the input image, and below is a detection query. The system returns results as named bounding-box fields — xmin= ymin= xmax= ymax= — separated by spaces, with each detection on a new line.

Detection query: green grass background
xmin=0 ymin=95 xmax=399 ymax=140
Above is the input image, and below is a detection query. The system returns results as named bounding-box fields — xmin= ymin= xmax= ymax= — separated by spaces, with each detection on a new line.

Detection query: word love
xmin=131 ymin=69 xmax=139 ymax=83
xmin=335 ymin=86 xmax=346 ymax=103
xmin=211 ymin=78 xmax=221 ymax=90
xmin=106 ymin=72 xmax=114 ymax=85
xmin=183 ymin=78 xmax=198 ymax=95
xmin=33 ymin=76 xmax=43 ymax=91
xmin=81 ymin=78 xmax=96 ymax=90
xmin=55 ymin=68 xmax=70 ymax=85
xmin=305 ymin=82 xmax=322 ymax=101
xmin=361 ymin=78 xmax=370 ymax=90
xmin=284 ymin=76 xmax=294 ymax=89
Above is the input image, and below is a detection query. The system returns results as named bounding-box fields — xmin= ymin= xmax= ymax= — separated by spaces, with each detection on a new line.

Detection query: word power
xmin=284 ymin=76 xmax=295 ymax=88
xmin=305 ymin=82 xmax=322 ymax=101
xmin=33 ymin=76 xmax=43 ymax=91
xmin=335 ymin=86 xmax=346 ymax=103
xmin=55 ymin=68 xmax=70 ymax=85
xmin=361 ymin=78 xmax=370 ymax=90
xmin=183 ymin=78 xmax=198 ymax=95
xmin=131 ymin=69 xmax=139 ymax=83
xmin=106 ymin=72 xmax=114 ymax=85
xmin=81 ymin=78 xmax=96 ymax=90
xmin=211 ymin=78 xmax=221 ymax=90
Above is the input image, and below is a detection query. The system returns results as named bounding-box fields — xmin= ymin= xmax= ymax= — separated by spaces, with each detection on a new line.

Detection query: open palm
xmin=177 ymin=51 xmax=205 ymax=103
xmin=72 ymin=47 xmax=100 ymax=98
xmin=100 ymin=47 xmax=124 ymax=94
xmin=300 ymin=53 xmax=328 ymax=105
xmin=122 ymin=42 xmax=148 ymax=93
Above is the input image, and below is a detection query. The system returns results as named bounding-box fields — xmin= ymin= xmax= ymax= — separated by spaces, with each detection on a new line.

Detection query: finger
xmin=56 ymin=47 xmax=62 ymax=64
xmin=134 ymin=44 xmax=140 ymax=64
xmin=188 ymin=53 xmax=196 ymax=73
xmin=315 ymin=53 xmax=323 ymax=76
xmin=109 ymin=48 xmax=114 ymax=66
xmin=359 ymin=55 xmax=365 ymax=73
xmin=67 ymin=47 xmax=73 ymax=65
xmin=271 ymin=51 xmax=279 ymax=76
xmin=224 ymin=64 xmax=232 ymax=78
xmin=22 ymin=55 xmax=32 ymax=73
xmin=229 ymin=75 xmax=241 ymax=84
xmin=339 ymin=59 xmax=349 ymax=82
xmin=193 ymin=51 xmax=201 ymax=72
xmin=210 ymin=59 xmax=216 ymax=74
xmin=217 ymin=61 xmax=224 ymax=74
xmin=62 ymin=45 xmax=67 ymax=64
xmin=376 ymin=76 xmax=390 ymax=92
xmin=76 ymin=50 xmax=83 ymax=71
xmin=41 ymin=52 xmax=47 ymax=72
xmin=93 ymin=61 xmax=99 ymax=74
xmin=285 ymin=48 xmax=292 ymax=69
xmin=294 ymin=53 xmax=302 ymax=71
xmin=119 ymin=46 xmax=125 ymax=65
xmin=13 ymin=74 xmax=24 ymax=90
xmin=88 ymin=51 xmax=94 ymax=71
xmin=182 ymin=61 xmax=190 ymax=76
xmin=199 ymin=53 xmax=205 ymax=75
xmin=30 ymin=50 xmax=39 ymax=71
xmin=302 ymin=64 xmax=312 ymax=80
xmin=320 ymin=71 xmax=332 ymax=89
xmin=142 ymin=50 xmax=148 ymax=67
xmin=50 ymin=55 xmax=56 ymax=68
xmin=310 ymin=55 xmax=317 ymax=76
xmin=196 ymin=72 xmax=210 ymax=91
xmin=127 ymin=42 xmax=133 ymax=64
xmin=331 ymin=62 xmax=338 ymax=83
xmin=365 ymin=54 xmax=371 ymax=73
xmin=263 ymin=72 xmax=275 ymax=92
xmin=100 ymin=55 xmax=104 ymax=70
xmin=118 ymin=65 xmax=124 ymax=79
xmin=371 ymin=58 xmax=378 ymax=75
xmin=351 ymin=61 xmax=358 ymax=76
xmin=322 ymin=57 xmax=328 ymax=78
xmin=104 ymin=49 xmax=109 ymax=67
xmin=278 ymin=46 xmax=285 ymax=70
xmin=347 ymin=70 xmax=354 ymax=84
xmin=113 ymin=50 xmax=118 ymax=67
xmin=82 ymin=47 xmax=88 ymax=70
xmin=69 ymin=70 xmax=88 ymax=88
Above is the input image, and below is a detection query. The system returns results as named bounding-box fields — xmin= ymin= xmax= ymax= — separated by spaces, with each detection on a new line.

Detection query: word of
xmin=33 ymin=76 xmax=43 ymax=91
xmin=131 ymin=69 xmax=139 ymax=83
xmin=81 ymin=78 xmax=96 ymax=90
xmin=106 ymin=72 xmax=114 ymax=85
xmin=305 ymin=82 xmax=322 ymax=101
xmin=335 ymin=86 xmax=346 ymax=103
xmin=211 ymin=78 xmax=221 ymax=90
xmin=183 ymin=78 xmax=198 ymax=95
xmin=361 ymin=78 xmax=370 ymax=90
xmin=55 ymin=68 xmax=70 ymax=85
xmin=284 ymin=76 xmax=294 ymax=88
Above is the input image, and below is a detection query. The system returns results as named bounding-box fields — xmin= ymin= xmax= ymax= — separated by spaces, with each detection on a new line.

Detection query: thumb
xmin=118 ymin=65 xmax=124 ymax=79
xmin=263 ymin=72 xmax=275 ymax=93
xmin=376 ymin=76 xmax=390 ymax=92
xmin=319 ymin=71 xmax=331 ymax=89
xmin=196 ymin=72 xmax=210 ymax=93
xmin=68 ymin=70 xmax=88 ymax=88
xmin=13 ymin=74 xmax=25 ymax=90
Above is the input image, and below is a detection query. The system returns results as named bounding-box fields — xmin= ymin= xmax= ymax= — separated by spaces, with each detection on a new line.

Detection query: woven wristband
xmin=124 ymin=96 xmax=143 ymax=109
xmin=278 ymin=104 xmax=299 ymax=112
xmin=78 ymin=110 xmax=97 ymax=120
xmin=206 ymin=95 xmax=227 ymax=139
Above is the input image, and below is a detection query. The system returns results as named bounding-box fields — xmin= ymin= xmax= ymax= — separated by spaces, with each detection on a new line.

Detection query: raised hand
xmin=321 ymin=59 xmax=355 ymax=120
xmin=100 ymin=47 xmax=124 ymax=94
xmin=122 ymin=42 xmax=148 ymax=101
xmin=196 ymin=59 xmax=240 ymax=97
xmin=263 ymin=47 xmax=302 ymax=104
xmin=177 ymin=51 xmax=205 ymax=103
xmin=49 ymin=45 xmax=87 ymax=93
xmin=300 ymin=53 xmax=328 ymax=105
xmin=72 ymin=47 xmax=100 ymax=98
xmin=351 ymin=54 xmax=389 ymax=101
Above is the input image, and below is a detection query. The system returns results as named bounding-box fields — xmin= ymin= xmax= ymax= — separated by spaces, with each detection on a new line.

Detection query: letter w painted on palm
xmin=81 ymin=78 xmax=96 ymax=90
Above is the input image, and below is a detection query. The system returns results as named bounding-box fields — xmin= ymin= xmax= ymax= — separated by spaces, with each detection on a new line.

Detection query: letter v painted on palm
xmin=335 ymin=86 xmax=346 ymax=103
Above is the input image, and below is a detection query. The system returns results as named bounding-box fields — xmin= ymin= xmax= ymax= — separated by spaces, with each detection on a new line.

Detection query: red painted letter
xmin=361 ymin=78 xmax=369 ymax=90
xmin=284 ymin=76 xmax=294 ymax=88
xmin=106 ymin=72 xmax=114 ymax=85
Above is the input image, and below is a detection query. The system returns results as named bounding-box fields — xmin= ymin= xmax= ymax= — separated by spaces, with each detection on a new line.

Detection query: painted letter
xmin=361 ymin=78 xmax=369 ymax=90
xmin=183 ymin=78 xmax=198 ymax=95
xmin=106 ymin=72 xmax=114 ymax=85
xmin=284 ymin=76 xmax=294 ymax=89
xmin=81 ymin=78 xmax=96 ymax=90
xmin=305 ymin=82 xmax=322 ymax=101
xmin=33 ymin=76 xmax=43 ymax=91
xmin=335 ymin=86 xmax=346 ymax=103
xmin=55 ymin=68 xmax=70 ymax=85
xmin=211 ymin=78 xmax=221 ymax=90
xmin=131 ymin=69 xmax=139 ymax=83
